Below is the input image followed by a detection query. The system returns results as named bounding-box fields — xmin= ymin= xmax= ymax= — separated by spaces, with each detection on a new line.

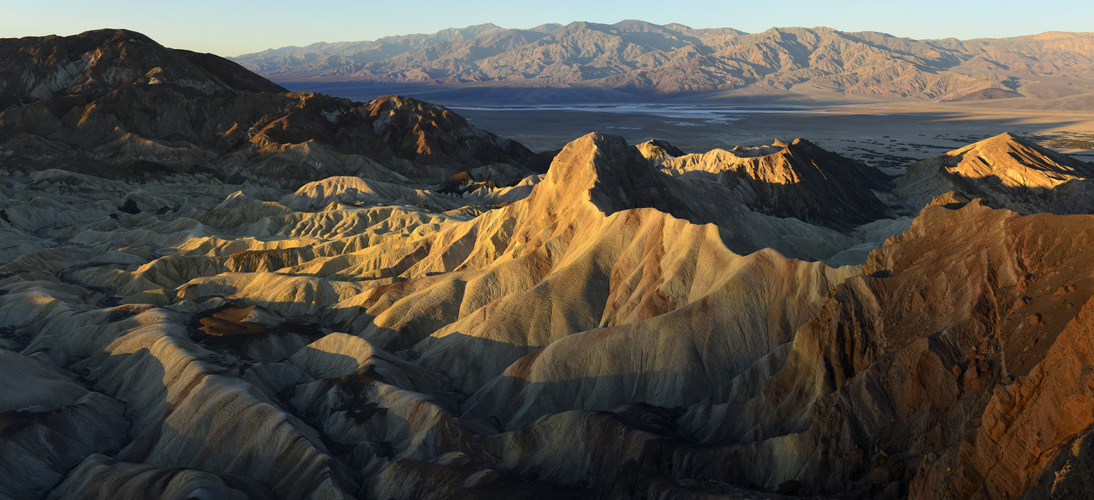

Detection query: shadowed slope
xmin=662 ymin=137 xmax=895 ymax=230
xmin=0 ymin=29 xmax=285 ymax=110
xmin=0 ymin=30 xmax=545 ymax=186
xmin=672 ymin=198 xmax=1094 ymax=497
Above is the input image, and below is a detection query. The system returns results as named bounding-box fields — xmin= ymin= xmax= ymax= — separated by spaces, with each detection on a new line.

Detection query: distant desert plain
xmin=290 ymin=82 xmax=1094 ymax=180
xmin=441 ymin=100 xmax=1094 ymax=171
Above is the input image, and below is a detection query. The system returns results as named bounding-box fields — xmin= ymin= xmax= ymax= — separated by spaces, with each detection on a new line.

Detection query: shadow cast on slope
xmin=63 ymin=327 xmax=364 ymax=500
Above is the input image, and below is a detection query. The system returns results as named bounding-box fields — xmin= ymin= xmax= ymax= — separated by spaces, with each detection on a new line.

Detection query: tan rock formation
xmin=897 ymin=132 xmax=1094 ymax=213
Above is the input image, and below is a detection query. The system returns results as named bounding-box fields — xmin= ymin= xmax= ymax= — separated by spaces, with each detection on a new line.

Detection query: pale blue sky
xmin=1 ymin=0 xmax=1091 ymax=57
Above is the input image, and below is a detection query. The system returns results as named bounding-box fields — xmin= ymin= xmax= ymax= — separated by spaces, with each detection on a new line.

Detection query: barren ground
xmin=298 ymin=82 xmax=1094 ymax=174
xmin=449 ymin=103 xmax=1094 ymax=175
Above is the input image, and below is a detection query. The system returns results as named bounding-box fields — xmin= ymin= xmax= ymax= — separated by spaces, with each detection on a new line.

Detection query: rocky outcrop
xmin=662 ymin=138 xmax=895 ymax=230
xmin=669 ymin=198 xmax=1094 ymax=498
xmin=635 ymin=139 xmax=684 ymax=166
xmin=896 ymin=132 xmax=1094 ymax=214
xmin=363 ymin=95 xmax=546 ymax=172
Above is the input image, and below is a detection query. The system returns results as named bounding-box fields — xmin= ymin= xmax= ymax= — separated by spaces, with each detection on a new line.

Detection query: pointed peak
xmin=545 ymin=133 xmax=635 ymax=187
xmin=927 ymin=191 xmax=973 ymax=209
xmin=541 ymin=133 xmax=686 ymax=216
xmin=917 ymin=131 xmax=1094 ymax=198
xmin=983 ymin=131 xmax=1023 ymax=144
xmin=662 ymin=138 xmax=893 ymax=229
xmin=637 ymin=139 xmax=684 ymax=154
xmin=949 ymin=132 xmax=1088 ymax=170
xmin=636 ymin=139 xmax=685 ymax=166
xmin=366 ymin=94 xmax=446 ymax=112
xmin=954 ymin=132 xmax=1035 ymax=152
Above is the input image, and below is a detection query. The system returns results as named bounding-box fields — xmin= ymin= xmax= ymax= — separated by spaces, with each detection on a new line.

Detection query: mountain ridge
xmin=0 ymin=29 xmax=548 ymax=187
xmin=231 ymin=21 xmax=1094 ymax=104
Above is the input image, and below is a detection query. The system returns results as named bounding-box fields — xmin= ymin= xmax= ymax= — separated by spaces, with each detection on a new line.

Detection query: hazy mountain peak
xmin=663 ymin=23 xmax=693 ymax=31
xmin=529 ymin=22 xmax=563 ymax=33
xmin=612 ymin=19 xmax=666 ymax=31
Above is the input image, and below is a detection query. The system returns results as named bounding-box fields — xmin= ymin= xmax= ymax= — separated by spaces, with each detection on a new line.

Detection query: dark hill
xmin=0 ymin=29 xmax=546 ymax=186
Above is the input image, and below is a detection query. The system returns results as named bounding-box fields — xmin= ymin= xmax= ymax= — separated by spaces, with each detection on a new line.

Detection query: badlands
xmin=4 ymin=29 xmax=1094 ymax=500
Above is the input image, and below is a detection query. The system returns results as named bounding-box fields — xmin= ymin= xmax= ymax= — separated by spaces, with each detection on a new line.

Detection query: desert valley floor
xmin=303 ymin=83 xmax=1094 ymax=170
xmin=440 ymin=102 xmax=1094 ymax=174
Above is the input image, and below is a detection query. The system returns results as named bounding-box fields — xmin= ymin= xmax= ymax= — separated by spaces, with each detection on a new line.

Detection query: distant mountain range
xmin=232 ymin=20 xmax=1094 ymax=104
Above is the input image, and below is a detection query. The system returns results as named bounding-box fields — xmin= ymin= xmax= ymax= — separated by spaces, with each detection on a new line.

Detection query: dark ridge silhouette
xmin=0 ymin=30 xmax=546 ymax=187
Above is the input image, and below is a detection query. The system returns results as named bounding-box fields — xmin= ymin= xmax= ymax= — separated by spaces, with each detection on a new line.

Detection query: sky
xmin=2 ymin=0 xmax=1092 ymax=57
